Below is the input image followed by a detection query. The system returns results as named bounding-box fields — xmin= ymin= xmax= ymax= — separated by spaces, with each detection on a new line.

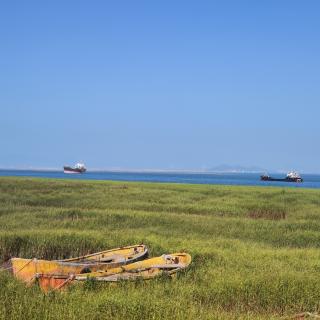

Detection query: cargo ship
xmin=63 ymin=163 xmax=86 ymax=174
xmin=260 ymin=171 xmax=303 ymax=183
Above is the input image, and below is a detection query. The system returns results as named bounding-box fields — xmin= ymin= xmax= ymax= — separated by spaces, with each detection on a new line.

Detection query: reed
xmin=0 ymin=177 xmax=320 ymax=319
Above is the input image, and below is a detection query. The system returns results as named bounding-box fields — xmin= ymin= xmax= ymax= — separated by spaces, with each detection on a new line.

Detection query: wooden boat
xmin=8 ymin=244 xmax=148 ymax=284
xmin=37 ymin=253 xmax=191 ymax=292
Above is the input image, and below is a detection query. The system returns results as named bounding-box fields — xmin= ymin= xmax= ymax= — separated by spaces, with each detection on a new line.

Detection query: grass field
xmin=1 ymin=177 xmax=320 ymax=319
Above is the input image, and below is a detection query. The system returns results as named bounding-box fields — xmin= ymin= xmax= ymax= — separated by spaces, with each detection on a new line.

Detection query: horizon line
xmin=0 ymin=166 xmax=318 ymax=175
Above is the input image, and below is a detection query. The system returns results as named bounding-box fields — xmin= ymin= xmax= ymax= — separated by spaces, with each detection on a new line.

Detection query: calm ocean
xmin=1 ymin=170 xmax=320 ymax=189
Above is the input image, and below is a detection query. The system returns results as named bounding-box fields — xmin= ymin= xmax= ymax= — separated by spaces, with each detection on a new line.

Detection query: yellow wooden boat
xmin=36 ymin=253 xmax=191 ymax=292
xmin=8 ymin=244 xmax=148 ymax=284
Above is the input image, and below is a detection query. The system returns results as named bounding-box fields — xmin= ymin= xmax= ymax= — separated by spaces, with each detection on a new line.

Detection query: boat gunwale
xmin=56 ymin=244 xmax=147 ymax=262
xmin=36 ymin=253 xmax=192 ymax=281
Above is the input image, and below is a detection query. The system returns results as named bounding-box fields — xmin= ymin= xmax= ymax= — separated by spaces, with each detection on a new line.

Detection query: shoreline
xmin=1 ymin=175 xmax=319 ymax=191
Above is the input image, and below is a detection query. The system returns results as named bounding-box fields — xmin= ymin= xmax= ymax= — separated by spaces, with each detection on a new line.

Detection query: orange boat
xmin=8 ymin=244 xmax=148 ymax=284
xmin=36 ymin=253 xmax=191 ymax=292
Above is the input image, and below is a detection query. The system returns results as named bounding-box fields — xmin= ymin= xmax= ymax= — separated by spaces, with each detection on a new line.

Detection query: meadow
xmin=1 ymin=177 xmax=320 ymax=319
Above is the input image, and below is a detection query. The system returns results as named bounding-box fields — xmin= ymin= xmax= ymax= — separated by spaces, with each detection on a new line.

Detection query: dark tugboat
xmin=63 ymin=163 xmax=86 ymax=174
xmin=260 ymin=171 xmax=303 ymax=183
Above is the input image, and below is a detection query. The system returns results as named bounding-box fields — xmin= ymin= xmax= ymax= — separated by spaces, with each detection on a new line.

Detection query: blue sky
xmin=1 ymin=1 xmax=320 ymax=172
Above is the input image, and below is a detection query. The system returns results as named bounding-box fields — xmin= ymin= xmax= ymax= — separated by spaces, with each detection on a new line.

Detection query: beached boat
xmin=63 ymin=163 xmax=86 ymax=174
xmin=8 ymin=244 xmax=148 ymax=284
xmin=36 ymin=253 xmax=191 ymax=292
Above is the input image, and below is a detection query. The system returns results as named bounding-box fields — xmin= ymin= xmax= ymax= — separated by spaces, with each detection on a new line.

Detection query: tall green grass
xmin=1 ymin=177 xmax=320 ymax=319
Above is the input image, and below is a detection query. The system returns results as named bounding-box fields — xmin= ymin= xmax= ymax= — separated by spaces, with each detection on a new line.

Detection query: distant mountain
xmin=208 ymin=164 xmax=266 ymax=173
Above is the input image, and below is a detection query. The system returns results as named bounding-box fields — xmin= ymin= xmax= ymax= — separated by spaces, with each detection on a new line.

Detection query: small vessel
xmin=36 ymin=253 xmax=192 ymax=292
xmin=63 ymin=162 xmax=86 ymax=174
xmin=7 ymin=245 xmax=148 ymax=284
xmin=260 ymin=171 xmax=303 ymax=183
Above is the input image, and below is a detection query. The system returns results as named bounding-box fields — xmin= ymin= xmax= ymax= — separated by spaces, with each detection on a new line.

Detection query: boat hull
xmin=63 ymin=166 xmax=86 ymax=174
xmin=8 ymin=245 xmax=148 ymax=284
xmin=37 ymin=253 xmax=192 ymax=292
xmin=260 ymin=176 xmax=303 ymax=182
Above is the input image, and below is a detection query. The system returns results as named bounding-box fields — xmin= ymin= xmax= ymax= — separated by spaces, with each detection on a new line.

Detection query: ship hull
xmin=260 ymin=176 xmax=303 ymax=183
xmin=63 ymin=167 xmax=86 ymax=174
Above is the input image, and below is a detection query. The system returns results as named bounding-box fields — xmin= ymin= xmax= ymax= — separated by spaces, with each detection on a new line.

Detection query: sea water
xmin=1 ymin=170 xmax=320 ymax=189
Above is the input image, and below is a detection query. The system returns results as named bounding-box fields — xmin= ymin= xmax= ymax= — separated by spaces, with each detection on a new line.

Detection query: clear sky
xmin=1 ymin=1 xmax=320 ymax=172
